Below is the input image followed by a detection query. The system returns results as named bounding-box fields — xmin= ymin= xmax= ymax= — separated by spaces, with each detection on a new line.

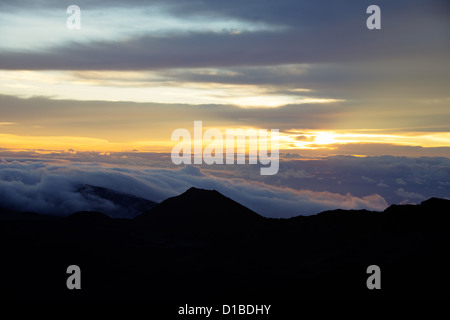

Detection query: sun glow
xmin=314 ymin=132 xmax=336 ymax=145
xmin=2 ymin=127 xmax=450 ymax=156
xmin=284 ymin=130 xmax=450 ymax=151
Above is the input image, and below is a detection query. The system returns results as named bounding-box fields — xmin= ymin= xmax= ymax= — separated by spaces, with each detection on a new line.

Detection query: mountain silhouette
xmin=136 ymin=187 xmax=263 ymax=237
xmin=1 ymin=188 xmax=450 ymax=300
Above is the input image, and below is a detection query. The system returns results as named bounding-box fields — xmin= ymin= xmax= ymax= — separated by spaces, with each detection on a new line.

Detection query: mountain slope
xmin=136 ymin=187 xmax=264 ymax=236
xmin=1 ymin=189 xmax=450 ymax=300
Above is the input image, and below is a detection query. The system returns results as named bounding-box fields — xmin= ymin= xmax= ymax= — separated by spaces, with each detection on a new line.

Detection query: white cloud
xmin=0 ymin=5 xmax=282 ymax=51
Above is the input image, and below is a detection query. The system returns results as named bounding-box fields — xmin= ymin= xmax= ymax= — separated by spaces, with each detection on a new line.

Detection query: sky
xmin=0 ymin=0 xmax=449 ymax=216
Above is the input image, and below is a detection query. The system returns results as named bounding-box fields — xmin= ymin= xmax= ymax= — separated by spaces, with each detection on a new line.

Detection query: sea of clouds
xmin=1 ymin=154 xmax=449 ymax=218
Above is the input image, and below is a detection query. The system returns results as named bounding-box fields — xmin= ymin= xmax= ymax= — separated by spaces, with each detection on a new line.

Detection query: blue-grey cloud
xmin=0 ymin=157 xmax=389 ymax=218
xmin=2 ymin=154 xmax=450 ymax=218
xmin=254 ymin=155 xmax=450 ymax=205
xmin=0 ymin=0 xmax=447 ymax=70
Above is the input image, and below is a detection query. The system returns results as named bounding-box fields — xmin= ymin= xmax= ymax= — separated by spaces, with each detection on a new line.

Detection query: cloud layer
xmin=1 ymin=0 xmax=448 ymax=69
xmin=0 ymin=152 xmax=450 ymax=217
xmin=0 ymin=157 xmax=390 ymax=218
xmin=2 ymin=154 xmax=450 ymax=218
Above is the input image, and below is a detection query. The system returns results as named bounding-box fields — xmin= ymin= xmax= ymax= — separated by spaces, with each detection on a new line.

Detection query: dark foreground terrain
xmin=1 ymin=187 xmax=450 ymax=300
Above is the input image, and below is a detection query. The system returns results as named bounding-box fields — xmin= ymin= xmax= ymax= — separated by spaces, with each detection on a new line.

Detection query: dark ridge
xmin=1 ymin=188 xmax=450 ymax=300
xmin=0 ymin=206 xmax=60 ymax=221
xmin=420 ymin=197 xmax=450 ymax=209
xmin=383 ymin=198 xmax=450 ymax=218
xmin=67 ymin=211 xmax=111 ymax=222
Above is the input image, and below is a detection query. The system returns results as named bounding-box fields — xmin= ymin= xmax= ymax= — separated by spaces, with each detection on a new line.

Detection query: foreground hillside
xmin=1 ymin=187 xmax=449 ymax=300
